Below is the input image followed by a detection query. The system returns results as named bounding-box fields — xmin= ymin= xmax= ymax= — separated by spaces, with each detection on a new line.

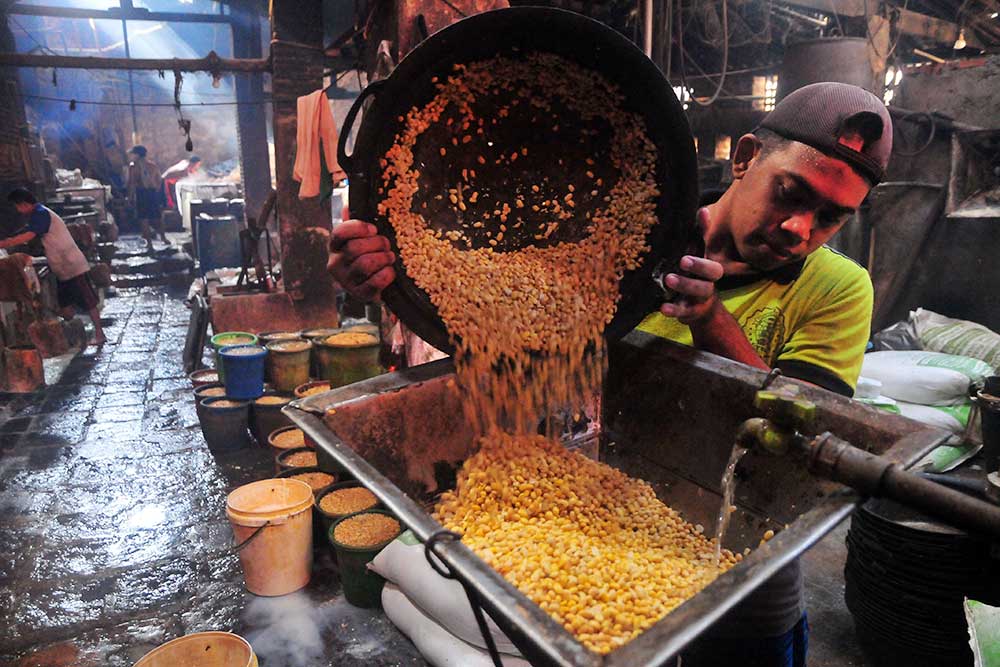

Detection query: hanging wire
xmin=690 ymin=0 xmax=729 ymax=107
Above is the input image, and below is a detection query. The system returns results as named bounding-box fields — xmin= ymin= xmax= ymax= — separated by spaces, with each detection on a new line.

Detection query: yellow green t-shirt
xmin=636 ymin=245 xmax=874 ymax=396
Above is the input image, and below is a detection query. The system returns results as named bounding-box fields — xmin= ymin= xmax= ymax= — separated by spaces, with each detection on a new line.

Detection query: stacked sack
xmin=372 ymin=531 xmax=530 ymax=667
xmin=859 ymin=350 xmax=991 ymax=436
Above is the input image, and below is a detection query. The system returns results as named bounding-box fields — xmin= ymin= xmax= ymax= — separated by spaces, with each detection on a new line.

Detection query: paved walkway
xmin=0 ymin=286 xmax=423 ymax=667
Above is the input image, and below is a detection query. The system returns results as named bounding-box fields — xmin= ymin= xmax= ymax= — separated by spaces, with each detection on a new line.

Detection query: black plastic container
xmin=198 ymin=397 xmax=251 ymax=453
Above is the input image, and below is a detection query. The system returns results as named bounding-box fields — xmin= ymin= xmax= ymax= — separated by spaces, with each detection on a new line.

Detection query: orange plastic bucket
xmin=134 ymin=631 xmax=258 ymax=666
xmin=226 ymin=478 xmax=314 ymax=596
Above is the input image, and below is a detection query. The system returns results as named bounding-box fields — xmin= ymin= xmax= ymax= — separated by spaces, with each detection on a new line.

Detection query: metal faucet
xmin=736 ymin=388 xmax=1000 ymax=538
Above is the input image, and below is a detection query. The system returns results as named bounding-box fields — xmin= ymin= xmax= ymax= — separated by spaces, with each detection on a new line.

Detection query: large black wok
xmin=337 ymin=6 xmax=699 ymax=353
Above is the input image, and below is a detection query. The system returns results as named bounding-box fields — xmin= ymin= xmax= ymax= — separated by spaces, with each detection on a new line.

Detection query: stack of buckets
xmin=190 ymin=327 xmax=400 ymax=620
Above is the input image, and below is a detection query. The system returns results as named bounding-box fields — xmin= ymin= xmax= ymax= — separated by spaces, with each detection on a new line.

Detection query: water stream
xmin=713 ymin=443 xmax=748 ymax=567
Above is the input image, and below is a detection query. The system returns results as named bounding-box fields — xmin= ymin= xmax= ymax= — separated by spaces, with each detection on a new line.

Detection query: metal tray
xmin=285 ymin=333 xmax=949 ymax=667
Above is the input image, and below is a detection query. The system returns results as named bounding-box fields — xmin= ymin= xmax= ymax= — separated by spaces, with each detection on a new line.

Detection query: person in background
xmin=2 ymin=188 xmax=107 ymax=347
xmin=126 ymin=145 xmax=164 ymax=251
xmin=161 ymin=155 xmax=201 ymax=212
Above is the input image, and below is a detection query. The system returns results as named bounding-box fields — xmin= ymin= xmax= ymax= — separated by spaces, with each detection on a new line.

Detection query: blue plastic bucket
xmin=220 ymin=344 xmax=267 ymax=400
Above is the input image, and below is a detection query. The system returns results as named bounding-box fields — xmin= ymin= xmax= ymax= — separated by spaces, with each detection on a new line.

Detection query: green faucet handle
xmin=754 ymin=389 xmax=817 ymax=429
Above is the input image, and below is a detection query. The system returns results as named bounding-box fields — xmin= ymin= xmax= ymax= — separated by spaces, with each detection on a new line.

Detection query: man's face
xmin=188 ymin=162 xmax=201 ymax=175
xmin=14 ymin=202 xmax=34 ymax=216
xmin=727 ymin=139 xmax=872 ymax=271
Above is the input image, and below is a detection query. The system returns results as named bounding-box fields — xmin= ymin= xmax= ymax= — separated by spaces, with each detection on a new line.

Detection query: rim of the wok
xmin=345 ymin=6 xmax=699 ymax=354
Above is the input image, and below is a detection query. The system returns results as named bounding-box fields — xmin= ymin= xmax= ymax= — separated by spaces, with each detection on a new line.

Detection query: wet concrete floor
xmin=0 ymin=283 xmax=871 ymax=666
xmin=0 ymin=285 xmax=424 ymax=667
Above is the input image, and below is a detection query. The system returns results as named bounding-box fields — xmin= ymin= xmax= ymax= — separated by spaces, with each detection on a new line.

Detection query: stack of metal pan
xmin=845 ymin=495 xmax=1000 ymax=667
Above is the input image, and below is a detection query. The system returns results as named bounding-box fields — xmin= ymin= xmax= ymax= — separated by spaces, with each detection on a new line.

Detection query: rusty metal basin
xmin=284 ymin=332 xmax=949 ymax=667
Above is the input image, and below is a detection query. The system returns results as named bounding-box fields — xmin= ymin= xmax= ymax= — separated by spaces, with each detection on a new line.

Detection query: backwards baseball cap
xmin=758 ymin=82 xmax=893 ymax=185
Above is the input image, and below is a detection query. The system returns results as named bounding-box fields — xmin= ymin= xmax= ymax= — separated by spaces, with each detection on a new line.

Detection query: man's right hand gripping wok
xmin=327 ymin=218 xmax=396 ymax=301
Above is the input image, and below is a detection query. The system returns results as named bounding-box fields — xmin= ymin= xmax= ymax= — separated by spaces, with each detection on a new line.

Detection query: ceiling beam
xmin=783 ymin=0 xmax=865 ymax=17
xmin=783 ymin=1 xmax=984 ymax=49
xmin=898 ymin=7 xmax=984 ymax=49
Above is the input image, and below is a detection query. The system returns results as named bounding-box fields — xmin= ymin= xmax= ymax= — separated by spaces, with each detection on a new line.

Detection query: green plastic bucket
xmin=265 ymin=339 xmax=313 ymax=392
xmin=313 ymin=332 xmax=382 ymax=388
xmin=210 ymin=331 xmax=258 ymax=382
xmin=328 ymin=509 xmax=401 ymax=608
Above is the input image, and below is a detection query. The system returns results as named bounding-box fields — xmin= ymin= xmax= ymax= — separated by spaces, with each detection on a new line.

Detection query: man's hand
xmin=659 ymin=255 xmax=725 ymax=325
xmin=327 ymin=219 xmax=396 ymax=301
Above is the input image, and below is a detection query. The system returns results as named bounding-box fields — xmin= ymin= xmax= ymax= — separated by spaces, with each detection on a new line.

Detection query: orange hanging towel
xmin=293 ymin=90 xmax=346 ymax=199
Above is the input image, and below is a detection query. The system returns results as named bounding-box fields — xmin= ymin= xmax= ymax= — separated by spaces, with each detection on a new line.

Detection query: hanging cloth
xmin=293 ymin=89 xmax=346 ymax=199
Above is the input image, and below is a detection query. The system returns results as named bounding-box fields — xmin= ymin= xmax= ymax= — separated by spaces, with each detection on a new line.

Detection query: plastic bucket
xmin=189 ymin=368 xmax=220 ymax=387
xmin=328 ymin=509 xmax=401 ymax=608
xmin=302 ymin=327 xmax=342 ymax=377
xmin=257 ymin=332 xmax=301 ymax=380
xmin=220 ymin=344 xmax=267 ymax=400
xmin=315 ymin=481 xmax=379 ymax=535
xmin=199 ymin=397 xmax=251 ymax=453
xmin=226 ymin=478 xmax=314 ymax=597
xmin=267 ymin=426 xmax=309 ymax=460
xmin=281 ymin=467 xmax=340 ymax=544
xmin=313 ymin=333 xmax=382 ymax=388
xmin=251 ymin=393 xmax=294 ymax=444
xmin=294 ymin=380 xmax=331 ymax=399
xmin=265 ymin=339 xmax=313 ymax=392
xmin=211 ymin=332 xmax=258 ymax=382
xmin=194 ymin=383 xmax=228 ymax=425
xmin=277 ymin=466 xmax=338 ymax=494
xmin=275 ymin=446 xmax=319 ymax=474
xmin=258 ymin=330 xmax=303 ymax=345
xmin=134 ymin=631 xmax=258 ymax=667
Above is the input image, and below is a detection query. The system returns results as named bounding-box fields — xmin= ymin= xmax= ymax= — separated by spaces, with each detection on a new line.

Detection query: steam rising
xmin=243 ymin=593 xmax=332 ymax=666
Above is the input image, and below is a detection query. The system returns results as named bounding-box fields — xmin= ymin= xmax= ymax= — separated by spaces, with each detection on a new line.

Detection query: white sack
xmin=382 ymin=584 xmax=531 ymax=667
xmin=860 ymin=351 xmax=991 ymax=405
xmin=371 ymin=532 xmax=521 ymax=656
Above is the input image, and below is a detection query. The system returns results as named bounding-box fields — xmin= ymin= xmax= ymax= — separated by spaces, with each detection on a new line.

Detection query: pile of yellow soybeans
xmin=381 ymin=52 xmax=732 ymax=654
xmin=379 ymin=52 xmax=659 ymax=435
xmin=435 ymin=434 xmax=739 ymax=654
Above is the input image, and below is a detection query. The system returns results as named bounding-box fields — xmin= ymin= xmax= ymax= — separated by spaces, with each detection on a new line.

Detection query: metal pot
xmin=337 ymin=6 xmax=699 ymax=353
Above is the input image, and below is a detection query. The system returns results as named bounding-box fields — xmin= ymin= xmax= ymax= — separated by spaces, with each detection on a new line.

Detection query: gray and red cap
xmin=758 ymin=82 xmax=893 ymax=185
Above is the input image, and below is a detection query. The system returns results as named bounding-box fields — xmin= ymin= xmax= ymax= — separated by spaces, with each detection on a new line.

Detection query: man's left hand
xmin=659 ymin=255 xmax=725 ymax=325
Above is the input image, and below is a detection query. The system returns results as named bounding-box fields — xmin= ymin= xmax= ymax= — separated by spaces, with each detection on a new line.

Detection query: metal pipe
xmin=643 ymin=0 xmax=654 ymax=58
xmin=807 ymin=432 xmax=1000 ymax=537
xmin=0 ymin=51 xmax=271 ymax=73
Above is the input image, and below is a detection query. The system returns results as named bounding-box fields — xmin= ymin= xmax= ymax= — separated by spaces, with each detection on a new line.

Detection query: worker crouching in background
xmin=2 ymin=188 xmax=107 ymax=348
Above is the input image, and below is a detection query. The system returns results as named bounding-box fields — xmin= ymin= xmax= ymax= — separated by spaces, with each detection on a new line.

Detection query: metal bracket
xmin=424 ymin=530 xmax=505 ymax=667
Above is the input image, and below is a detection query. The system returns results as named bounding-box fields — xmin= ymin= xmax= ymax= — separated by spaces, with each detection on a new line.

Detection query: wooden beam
xmin=898 ymin=7 xmax=984 ymax=49
xmin=784 ymin=0 xmax=865 ymax=18
xmin=0 ymin=51 xmax=271 ymax=73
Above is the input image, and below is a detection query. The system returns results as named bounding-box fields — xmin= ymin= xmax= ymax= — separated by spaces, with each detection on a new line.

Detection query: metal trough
xmin=285 ymin=331 xmax=949 ymax=667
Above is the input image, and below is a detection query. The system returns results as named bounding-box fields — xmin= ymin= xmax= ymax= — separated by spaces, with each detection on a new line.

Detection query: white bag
xmin=896 ymin=401 xmax=971 ymax=435
xmin=860 ymin=351 xmax=991 ymax=405
xmin=370 ymin=532 xmax=521 ymax=656
xmin=382 ymin=584 xmax=531 ymax=667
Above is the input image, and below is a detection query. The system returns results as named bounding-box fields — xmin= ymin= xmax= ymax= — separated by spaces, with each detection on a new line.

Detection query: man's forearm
xmin=689 ymin=301 xmax=770 ymax=370
xmin=0 ymin=231 xmax=34 ymax=249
